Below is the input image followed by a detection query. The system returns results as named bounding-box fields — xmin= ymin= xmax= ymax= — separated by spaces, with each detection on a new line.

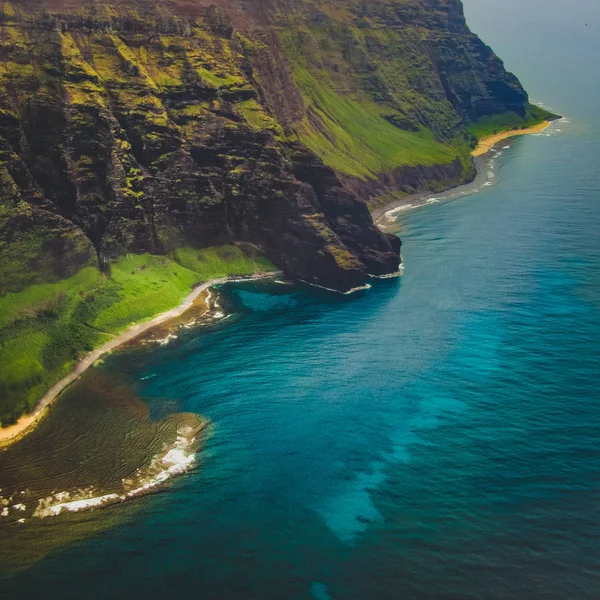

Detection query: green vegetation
xmin=89 ymin=254 xmax=203 ymax=333
xmin=293 ymin=67 xmax=458 ymax=180
xmin=326 ymin=244 xmax=362 ymax=270
xmin=467 ymin=103 xmax=557 ymax=143
xmin=279 ymin=25 xmax=465 ymax=180
xmin=195 ymin=65 xmax=246 ymax=89
xmin=173 ymin=245 xmax=275 ymax=279
xmin=0 ymin=247 xmax=275 ymax=426
xmin=0 ymin=267 xmax=106 ymax=427
xmin=0 ymin=166 xmax=97 ymax=293
xmin=235 ymin=99 xmax=283 ymax=134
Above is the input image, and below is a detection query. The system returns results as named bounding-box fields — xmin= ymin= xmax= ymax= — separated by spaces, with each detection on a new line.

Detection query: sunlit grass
xmin=293 ymin=66 xmax=458 ymax=180
xmin=0 ymin=247 xmax=276 ymax=426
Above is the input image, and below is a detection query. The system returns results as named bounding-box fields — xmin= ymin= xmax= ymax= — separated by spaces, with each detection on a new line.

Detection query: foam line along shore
xmin=373 ymin=118 xmax=561 ymax=227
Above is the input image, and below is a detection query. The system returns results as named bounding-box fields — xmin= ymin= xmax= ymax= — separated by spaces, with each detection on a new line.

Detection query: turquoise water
xmin=3 ymin=1 xmax=600 ymax=597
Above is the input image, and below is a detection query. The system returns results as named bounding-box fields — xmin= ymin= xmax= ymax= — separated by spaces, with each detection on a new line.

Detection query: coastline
xmin=0 ymin=121 xmax=557 ymax=449
xmin=0 ymin=271 xmax=281 ymax=449
xmin=372 ymin=120 xmax=555 ymax=225
xmin=471 ymin=120 xmax=551 ymax=157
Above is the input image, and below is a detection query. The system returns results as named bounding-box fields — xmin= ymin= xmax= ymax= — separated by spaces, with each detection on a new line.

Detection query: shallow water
xmin=2 ymin=1 xmax=600 ymax=597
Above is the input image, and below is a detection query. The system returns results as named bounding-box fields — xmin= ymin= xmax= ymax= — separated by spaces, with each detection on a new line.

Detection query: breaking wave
xmin=1 ymin=421 xmax=206 ymax=523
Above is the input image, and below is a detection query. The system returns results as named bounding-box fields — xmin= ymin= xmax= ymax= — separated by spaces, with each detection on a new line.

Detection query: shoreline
xmin=471 ymin=120 xmax=551 ymax=157
xmin=372 ymin=120 xmax=555 ymax=225
xmin=0 ymin=271 xmax=281 ymax=449
xmin=0 ymin=120 xmax=557 ymax=449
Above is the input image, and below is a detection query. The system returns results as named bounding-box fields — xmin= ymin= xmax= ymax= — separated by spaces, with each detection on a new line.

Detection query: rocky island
xmin=0 ymin=0 xmax=555 ymax=428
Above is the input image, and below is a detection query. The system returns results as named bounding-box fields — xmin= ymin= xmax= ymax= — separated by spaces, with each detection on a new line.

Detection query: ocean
xmin=1 ymin=0 xmax=600 ymax=597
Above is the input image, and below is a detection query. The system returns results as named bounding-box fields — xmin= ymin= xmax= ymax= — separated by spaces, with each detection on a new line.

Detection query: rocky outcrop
xmin=339 ymin=158 xmax=472 ymax=211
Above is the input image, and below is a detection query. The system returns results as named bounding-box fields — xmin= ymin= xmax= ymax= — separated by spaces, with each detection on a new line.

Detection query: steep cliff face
xmin=0 ymin=1 xmax=402 ymax=297
xmin=0 ymin=0 xmax=550 ymax=423
xmin=271 ymin=0 xmax=532 ymax=195
xmin=0 ymin=0 xmax=540 ymax=297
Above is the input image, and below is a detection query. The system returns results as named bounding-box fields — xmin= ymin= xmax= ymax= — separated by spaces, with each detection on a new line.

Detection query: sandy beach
xmin=0 ymin=271 xmax=280 ymax=448
xmin=471 ymin=121 xmax=551 ymax=157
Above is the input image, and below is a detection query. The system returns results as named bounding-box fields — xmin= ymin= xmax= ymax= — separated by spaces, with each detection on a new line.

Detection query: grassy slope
xmin=279 ymin=25 xmax=466 ymax=181
xmin=467 ymin=103 xmax=557 ymax=142
xmin=294 ymin=67 xmax=458 ymax=180
xmin=279 ymin=23 xmax=556 ymax=182
xmin=0 ymin=246 xmax=275 ymax=426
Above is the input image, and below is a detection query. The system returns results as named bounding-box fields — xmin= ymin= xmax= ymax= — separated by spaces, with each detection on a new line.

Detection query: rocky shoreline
xmin=0 ymin=116 xmax=562 ymax=448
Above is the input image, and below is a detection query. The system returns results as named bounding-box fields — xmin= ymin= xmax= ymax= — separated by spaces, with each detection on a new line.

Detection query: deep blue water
xmin=3 ymin=1 xmax=600 ymax=598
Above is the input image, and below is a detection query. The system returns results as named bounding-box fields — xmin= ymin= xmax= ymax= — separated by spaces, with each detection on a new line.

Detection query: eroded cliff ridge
xmin=0 ymin=0 xmax=550 ymax=423
xmin=0 ymin=0 xmax=539 ymax=294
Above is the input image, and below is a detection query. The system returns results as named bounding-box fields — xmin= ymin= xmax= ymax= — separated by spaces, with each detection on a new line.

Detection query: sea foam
xmin=27 ymin=426 xmax=202 ymax=519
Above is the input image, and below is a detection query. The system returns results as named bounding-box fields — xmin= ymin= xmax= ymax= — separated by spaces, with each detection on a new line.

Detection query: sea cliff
xmin=0 ymin=0 xmax=554 ymax=425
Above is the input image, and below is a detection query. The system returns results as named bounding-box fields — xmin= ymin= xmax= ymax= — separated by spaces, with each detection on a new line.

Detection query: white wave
xmin=368 ymin=270 xmax=402 ymax=279
xmin=156 ymin=333 xmax=178 ymax=346
xmin=123 ymin=430 xmax=197 ymax=498
xmin=0 ymin=495 xmax=27 ymax=517
xmin=385 ymin=203 xmax=414 ymax=217
xmin=32 ymin=427 xmax=200 ymax=519
xmin=298 ymin=280 xmax=372 ymax=295
xmin=344 ymin=284 xmax=371 ymax=294
xmin=34 ymin=492 xmax=122 ymax=518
